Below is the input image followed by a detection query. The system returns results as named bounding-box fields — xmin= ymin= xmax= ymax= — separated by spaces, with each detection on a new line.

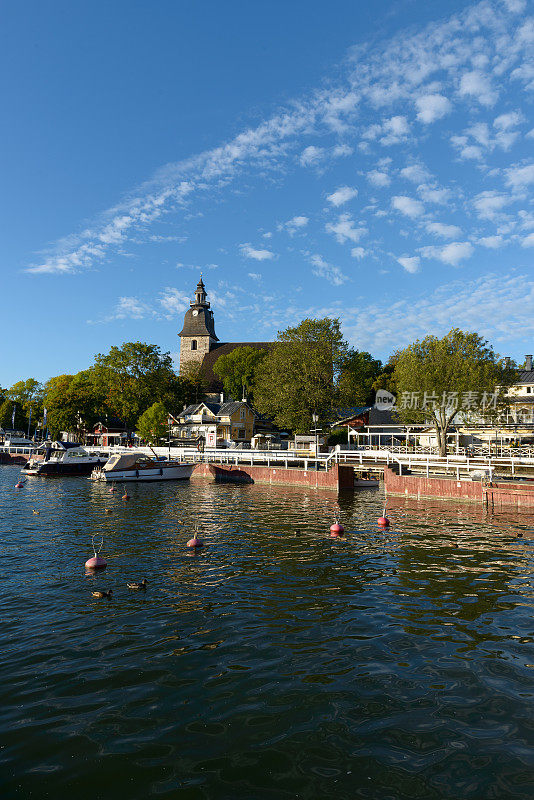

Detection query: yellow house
xmin=170 ymin=400 xmax=255 ymax=447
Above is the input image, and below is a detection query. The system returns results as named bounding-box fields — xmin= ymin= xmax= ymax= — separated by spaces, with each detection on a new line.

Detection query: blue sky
xmin=1 ymin=0 xmax=533 ymax=386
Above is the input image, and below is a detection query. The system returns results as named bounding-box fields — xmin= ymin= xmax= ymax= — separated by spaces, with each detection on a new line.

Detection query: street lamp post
xmin=311 ymin=412 xmax=320 ymax=470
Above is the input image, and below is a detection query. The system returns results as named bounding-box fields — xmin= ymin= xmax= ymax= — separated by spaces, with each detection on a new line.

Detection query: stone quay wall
xmin=384 ymin=466 xmax=534 ymax=511
xmin=191 ymin=462 xmax=354 ymax=492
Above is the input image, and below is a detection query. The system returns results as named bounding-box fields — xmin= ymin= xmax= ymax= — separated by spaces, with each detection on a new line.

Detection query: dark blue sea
xmin=1 ymin=464 xmax=534 ymax=799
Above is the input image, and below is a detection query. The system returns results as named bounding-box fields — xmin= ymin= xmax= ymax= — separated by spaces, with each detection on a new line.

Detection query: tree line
xmin=0 ymin=342 xmax=198 ymax=441
xmin=212 ymin=320 xmax=516 ymax=456
xmin=1 ymin=321 xmax=516 ymax=455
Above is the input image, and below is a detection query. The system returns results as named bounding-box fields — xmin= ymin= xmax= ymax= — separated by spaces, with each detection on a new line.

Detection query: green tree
xmin=43 ymin=370 xmax=106 ymax=439
xmin=94 ymin=342 xmax=193 ymax=427
xmin=0 ymin=398 xmax=27 ymax=431
xmin=337 ymin=349 xmax=382 ymax=407
xmin=7 ymin=378 xmax=43 ymax=434
xmin=254 ymin=318 xmax=348 ymax=433
xmin=136 ymin=401 xmax=168 ymax=445
xmin=213 ymin=346 xmax=268 ymax=400
xmin=372 ymin=356 xmax=398 ymax=397
xmin=392 ymin=329 xmax=516 ymax=456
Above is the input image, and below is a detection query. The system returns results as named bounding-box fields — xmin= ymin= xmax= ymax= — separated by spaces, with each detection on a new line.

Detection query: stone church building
xmin=178 ymin=277 xmax=272 ymax=394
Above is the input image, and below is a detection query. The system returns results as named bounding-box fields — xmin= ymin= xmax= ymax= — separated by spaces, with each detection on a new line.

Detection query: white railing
xmin=0 ymin=446 xmax=36 ymax=455
xmin=85 ymin=445 xmax=332 ymax=471
xmin=81 ymin=443 xmax=534 ymax=480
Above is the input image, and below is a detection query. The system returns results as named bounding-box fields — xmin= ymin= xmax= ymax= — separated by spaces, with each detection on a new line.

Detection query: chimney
xmin=220 ymin=392 xmax=224 ymax=403
xmin=526 ymin=355 xmax=533 ymax=371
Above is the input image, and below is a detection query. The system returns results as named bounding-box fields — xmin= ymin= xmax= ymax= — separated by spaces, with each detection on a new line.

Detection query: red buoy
xmin=85 ymin=555 xmax=107 ymax=569
xmin=377 ymin=516 xmax=390 ymax=527
xmin=187 ymin=535 xmax=203 ymax=548
xmin=85 ymin=534 xmax=107 ymax=569
xmin=122 ymin=492 xmax=130 ymax=501
xmin=330 ymin=522 xmax=345 ymax=536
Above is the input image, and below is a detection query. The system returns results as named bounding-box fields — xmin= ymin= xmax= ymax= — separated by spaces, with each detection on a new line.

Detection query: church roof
xmin=200 ymin=342 xmax=274 ymax=391
xmin=178 ymin=306 xmax=218 ymax=339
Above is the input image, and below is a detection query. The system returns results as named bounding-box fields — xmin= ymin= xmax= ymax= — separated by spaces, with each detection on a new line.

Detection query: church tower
xmin=178 ymin=277 xmax=219 ymax=374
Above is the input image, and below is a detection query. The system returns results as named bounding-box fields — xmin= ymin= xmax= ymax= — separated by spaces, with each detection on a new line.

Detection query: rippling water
xmin=2 ymin=464 xmax=534 ymax=799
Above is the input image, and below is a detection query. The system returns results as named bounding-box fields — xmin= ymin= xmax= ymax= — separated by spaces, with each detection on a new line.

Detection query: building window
xmin=191 ymin=340 xmax=197 ymax=351
xmin=527 ymin=386 xmax=532 ymax=394
xmin=238 ymin=429 xmax=246 ymax=438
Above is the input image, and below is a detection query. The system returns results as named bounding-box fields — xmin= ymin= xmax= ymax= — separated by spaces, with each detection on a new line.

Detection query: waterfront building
xmin=169 ymin=400 xmax=256 ymax=447
xmin=178 ymin=277 xmax=272 ymax=394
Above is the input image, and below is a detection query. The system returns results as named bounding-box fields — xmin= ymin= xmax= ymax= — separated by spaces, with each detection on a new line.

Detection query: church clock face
xmin=192 ymin=310 xmax=199 ymax=316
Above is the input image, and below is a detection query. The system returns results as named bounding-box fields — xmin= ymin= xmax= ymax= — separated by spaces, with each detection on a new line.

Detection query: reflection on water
xmin=2 ymin=465 xmax=534 ymax=799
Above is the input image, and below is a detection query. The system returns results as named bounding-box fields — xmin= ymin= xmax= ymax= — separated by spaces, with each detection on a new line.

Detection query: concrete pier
xmin=191 ymin=462 xmax=354 ymax=491
xmin=384 ymin=466 xmax=534 ymax=511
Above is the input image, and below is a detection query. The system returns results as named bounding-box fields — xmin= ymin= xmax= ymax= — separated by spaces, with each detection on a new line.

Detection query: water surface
xmin=1 ymin=465 xmax=534 ymax=799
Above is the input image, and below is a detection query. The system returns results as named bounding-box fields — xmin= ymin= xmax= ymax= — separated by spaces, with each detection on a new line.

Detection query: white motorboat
xmin=90 ymin=452 xmax=195 ymax=482
xmin=22 ymin=442 xmax=109 ymax=476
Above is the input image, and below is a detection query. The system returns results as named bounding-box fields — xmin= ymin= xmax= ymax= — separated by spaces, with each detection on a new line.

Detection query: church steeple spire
xmin=194 ymin=275 xmax=207 ymax=307
xmin=178 ymin=276 xmax=219 ymax=374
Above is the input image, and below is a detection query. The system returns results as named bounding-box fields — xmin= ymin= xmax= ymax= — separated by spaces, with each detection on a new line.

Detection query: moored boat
xmin=22 ymin=442 xmax=109 ymax=476
xmin=90 ymin=452 xmax=194 ymax=482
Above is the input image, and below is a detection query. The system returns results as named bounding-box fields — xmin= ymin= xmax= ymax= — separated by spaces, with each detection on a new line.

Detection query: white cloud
xmin=505 ymin=163 xmax=534 ymax=189
xmin=367 ymin=169 xmax=390 ymax=187
xmin=113 ymin=296 xmax=152 ymax=319
xmin=417 ymin=185 xmax=451 ymax=205
xmin=25 ymin=0 xmax=534 ymax=282
xmin=332 ymin=144 xmax=353 ymax=157
xmin=240 ymin=243 xmax=275 ymax=261
xmin=473 ymin=190 xmax=513 ymax=219
xmin=502 ymin=0 xmax=526 ymax=12
xmin=326 ymin=186 xmax=358 ymax=206
xmin=341 ymin=274 xmax=534 ymax=353
xmin=400 ymin=163 xmax=431 ymax=183
xmin=522 ymin=233 xmax=534 ymax=247
xmin=248 ymin=272 xmax=262 ymax=280
xmin=309 ymin=254 xmax=348 ymax=286
xmin=380 ymin=115 xmax=410 ymax=145
xmin=397 ymin=256 xmax=420 ymax=274
xmin=458 ymin=70 xmax=497 ymax=106
xmin=494 ymin=111 xmax=524 ymax=130
xmin=392 ymin=195 xmax=425 ymax=218
xmin=279 ymin=215 xmax=309 ymax=235
xmin=478 ymin=235 xmax=505 ymax=248
xmin=325 ymin=213 xmax=367 ymax=244
xmin=299 ymin=146 xmax=324 ymax=166
xmin=450 ymin=134 xmax=483 ymax=160
xmin=159 ymin=287 xmax=191 ymax=316
xmin=351 ymin=247 xmax=366 ymax=259
xmin=415 ymin=93 xmax=452 ymax=123
xmin=420 ymin=241 xmax=474 ymax=266
xmin=426 ymin=221 xmax=462 ymax=239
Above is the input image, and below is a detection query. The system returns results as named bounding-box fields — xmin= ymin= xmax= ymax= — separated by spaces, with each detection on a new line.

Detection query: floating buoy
xmin=33 ymin=510 xmax=40 ymax=515
xmin=378 ymin=503 xmax=390 ymax=527
xmin=330 ymin=522 xmax=344 ymax=536
xmin=15 ymin=480 xmax=25 ymax=489
xmin=187 ymin=527 xmax=203 ymax=548
xmin=85 ymin=534 xmax=107 ymax=570
xmin=109 ymin=486 xmax=116 ymax=493
xmin=122 ymin=490 xmax=130 ymax=500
